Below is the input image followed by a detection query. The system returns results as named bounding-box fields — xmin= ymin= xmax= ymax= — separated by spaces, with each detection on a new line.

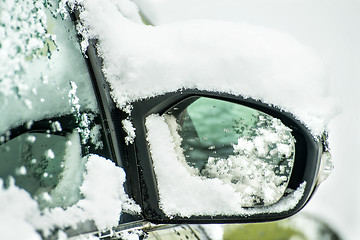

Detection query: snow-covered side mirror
xmin=148 ymin=97 xmax=296 ymax=208
xmin=129 ymin=89 xmax=325 ymax=224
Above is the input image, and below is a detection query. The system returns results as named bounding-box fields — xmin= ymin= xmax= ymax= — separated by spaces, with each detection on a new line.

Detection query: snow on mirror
xmin=147 ymin=97 xmax=296 ymax=213
xmin=177 ymin=98 xmax=296 ymax=206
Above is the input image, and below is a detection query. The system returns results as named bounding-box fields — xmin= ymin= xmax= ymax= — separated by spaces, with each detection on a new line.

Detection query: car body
xmin=0 ymin=0 xmax=332 ymax=239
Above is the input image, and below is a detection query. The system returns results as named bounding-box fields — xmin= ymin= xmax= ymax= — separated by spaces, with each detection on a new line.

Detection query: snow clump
xmin=0 ymin=155 xmax=140 ymax=238
xmin=72 ymin=0 xmax=338 ymax=137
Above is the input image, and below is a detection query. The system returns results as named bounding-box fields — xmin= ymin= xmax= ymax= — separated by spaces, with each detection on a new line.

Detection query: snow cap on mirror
xmin=76 ymin=0 xmax=339 ymax=137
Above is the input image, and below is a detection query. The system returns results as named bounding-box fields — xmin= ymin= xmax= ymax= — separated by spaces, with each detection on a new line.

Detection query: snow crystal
xmin=27 ymin=135 xmax=37 ymax=143
xmin=16 ymin=166 xmax=27 ymax=175
xmin=45 ymin=149 xmax=55 ymax=159
xmin=51 ymin=121 xmax=63 ymax=133
xmin=77 ymin=154 xmax=141 ymax=230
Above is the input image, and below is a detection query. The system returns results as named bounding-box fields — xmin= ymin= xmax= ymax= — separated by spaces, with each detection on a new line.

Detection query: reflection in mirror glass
xmin=168 ymin=97 xmax=296 ymax=206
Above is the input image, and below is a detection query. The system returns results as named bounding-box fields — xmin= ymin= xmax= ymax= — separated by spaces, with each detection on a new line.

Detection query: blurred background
xmin=133 ymin=0 xmax=360 ymax=239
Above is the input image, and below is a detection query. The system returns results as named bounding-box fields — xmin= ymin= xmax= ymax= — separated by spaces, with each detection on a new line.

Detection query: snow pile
xmin=0 ymin=179 xmax=42 ymax=240
xmin=73 ymin=0 xmax=337 ymax=137
xmin=0 ymin=155 xmax=140 ymax=238
xmin=200 ymin=112 xmax=295 ymax=206
xmin=146 ymin=114 xmax=305 ymax=217
xmin=77 ymin=155 xmax=141 ymax=229
xmin=34 ymin=154 xmax=141 ymax=234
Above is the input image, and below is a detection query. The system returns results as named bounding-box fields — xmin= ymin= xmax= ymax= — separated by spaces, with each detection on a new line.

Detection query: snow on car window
xmin=0 ymin=154 xmax=141 ymax=238
xmin=0 ymin=0 xmax=140 ymax=237
xmin=72 ymin=0 xmax=337 ymax=138
xmin=146 ymin=114 xmax=305 ymax=217
xmin=0 ymin=0 xmax=98 ymax=136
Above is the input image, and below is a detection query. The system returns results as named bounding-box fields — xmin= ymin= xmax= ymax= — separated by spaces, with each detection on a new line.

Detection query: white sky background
xmin=133 ymin=0 xmax=360 ymax=239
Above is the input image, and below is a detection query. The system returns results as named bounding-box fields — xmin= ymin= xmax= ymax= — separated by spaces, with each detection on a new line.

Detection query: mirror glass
xmin=168 ymin=97 xmax=296 ymax=207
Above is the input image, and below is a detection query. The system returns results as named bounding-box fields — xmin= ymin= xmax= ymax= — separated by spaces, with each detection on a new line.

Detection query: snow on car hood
xmin=73 ymin=0 xmax=338 ymax=137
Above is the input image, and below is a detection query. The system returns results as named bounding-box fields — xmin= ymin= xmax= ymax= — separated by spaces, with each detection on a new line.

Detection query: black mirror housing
xmin=125 ymin=89 xmax=323 ymax=224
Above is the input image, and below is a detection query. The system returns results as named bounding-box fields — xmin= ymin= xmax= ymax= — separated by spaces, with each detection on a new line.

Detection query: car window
xmin=0 ymin=131 xmax=85 ymax=209
xmin=0 ymin=3 xmax=98 ymax=136
xmin=0 ymin=3 xmax=108 ymax=211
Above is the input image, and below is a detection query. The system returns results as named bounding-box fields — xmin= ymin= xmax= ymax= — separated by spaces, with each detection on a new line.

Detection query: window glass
xmin=0 ymin=2 xmax=98 ymax=136
xmin=0 ymin=1 xmax=107 ymax=210
xmin=0 ymin=131 xmax=85 ymax=209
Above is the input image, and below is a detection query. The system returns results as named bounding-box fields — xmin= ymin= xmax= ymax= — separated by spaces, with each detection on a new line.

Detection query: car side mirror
xmin=147 ymin=97 xmax=296 ymax=209
xmin=128 ymin=90 xmax=327 ymax=224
